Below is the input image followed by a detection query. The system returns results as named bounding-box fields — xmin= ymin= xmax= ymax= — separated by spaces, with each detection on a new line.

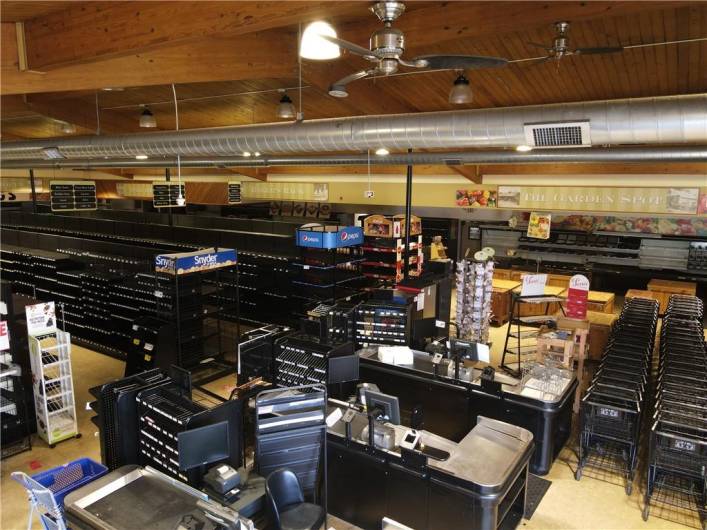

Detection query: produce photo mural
xmin=553 ymin=215 xmax=707 ymax=237
xmin=456 ymin=189 xmax=497 ymax=207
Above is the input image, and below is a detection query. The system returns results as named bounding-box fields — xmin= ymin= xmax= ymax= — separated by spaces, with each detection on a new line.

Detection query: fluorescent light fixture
xmin=242 ymin=151 xmax=252 ymax=157
xmin=375 ymin=148 xmax=390 ymax=156
xmin=515 ymin=145 xmax=533 ymax=152
xmin=276 ymin=93 xmax=295 ymax=119
xmin=448 ymin=74 xmax=472 ymax=105
xmin=60 ymin=122 xmax=76 ymax=134
xmin=42 ymin=147 xmax=65 ymax=160
xmin=300 ymin=21 xmax=340 ymax=60
xmin=135 ymin=154 xmax=148 ymax=160
xmin=139 ymin=107 xmax=157 ymax=128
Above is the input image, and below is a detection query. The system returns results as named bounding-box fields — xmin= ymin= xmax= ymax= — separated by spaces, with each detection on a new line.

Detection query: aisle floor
xmin=1 ymin=323 xmax=702 ymax=530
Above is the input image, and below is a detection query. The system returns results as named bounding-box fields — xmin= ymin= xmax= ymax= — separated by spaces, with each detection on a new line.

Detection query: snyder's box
xmin=155 ymin=247 xmax=237 ymax=275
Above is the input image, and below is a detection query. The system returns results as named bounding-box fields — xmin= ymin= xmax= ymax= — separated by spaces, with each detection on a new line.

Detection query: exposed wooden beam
xmin=449 ymin=165 xmax=483 ymax=184
xmin=23 ymin=95 xmax=139 ymax=133
xmin=226 ymin=167 xmax=267 ymax=181
xmin=1 ymin=30 xmax=295 ymax=95
xmin=266 ymin=165 xmax=459 ymax=176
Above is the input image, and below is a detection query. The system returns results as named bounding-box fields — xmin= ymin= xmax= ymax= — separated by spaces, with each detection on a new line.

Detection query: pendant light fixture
xmin=299 ymin=21 xmax=340 ymax=60
xmin=139 ymin=106 xmax=157 ymax=128
xmin=276 ymin=91 xmax=295 ymax=119
xmin=448 ymin=73 xmax=473 ymax=105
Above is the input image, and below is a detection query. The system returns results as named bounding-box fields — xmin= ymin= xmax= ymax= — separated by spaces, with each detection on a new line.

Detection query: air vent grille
xmin=524 ymin=121 xmax=591 ymax=148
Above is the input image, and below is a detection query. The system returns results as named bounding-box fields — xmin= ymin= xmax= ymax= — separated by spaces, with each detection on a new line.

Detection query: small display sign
xmin=155 ymin=247 xmax=237 ymax=275
xmin=566 ymin=274 xmax=590 ymax=319
xmin=228 ymin=182 xmax=241 ymax=204
xmin=25 ymin=302 xmax=57 ymax=337
xmin=50 ymin=181 xmax=97 ymax=211
xmin=0 ymin=321 xmax=10 ymax=351
xmin=152 ymin=181 xmax=186 ymax=208
xmin=520 ymin=274 xmax=548 ymax=297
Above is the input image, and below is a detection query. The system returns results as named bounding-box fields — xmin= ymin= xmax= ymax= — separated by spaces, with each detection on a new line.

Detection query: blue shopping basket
xmin=12 ymin=458 xmax=107 ymax=530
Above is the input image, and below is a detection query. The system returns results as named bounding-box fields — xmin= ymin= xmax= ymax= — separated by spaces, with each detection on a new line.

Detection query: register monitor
xmin=178 ymin=421 xmax=230 ymax=471
xmin=364 ymin=389 xmax=401 ymax=425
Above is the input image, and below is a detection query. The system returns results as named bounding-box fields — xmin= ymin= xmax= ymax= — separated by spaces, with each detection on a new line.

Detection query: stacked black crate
xmin=576 ymin=297 xmax=659 ymax=495
xmin=643 ymin=294 xmax=706 ymax=527
xmin=80 ymin=271 xmax=120 ymax=344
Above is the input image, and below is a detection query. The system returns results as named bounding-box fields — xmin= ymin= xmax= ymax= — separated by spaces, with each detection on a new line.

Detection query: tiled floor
xmin=2 ymin=319 xmax=704 ymax=530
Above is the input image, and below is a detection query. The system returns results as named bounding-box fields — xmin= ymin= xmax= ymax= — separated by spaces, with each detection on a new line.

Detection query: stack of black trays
xmin=274 ymin=333 xmax=357 ymax=388
xmin=155 ymin=274 xmax=204 ymax=368
xmin=354 ymin=298 xmax=413 ymax=348
xmin=89 ymin=369 xmax=172 ymax=470
xmin=576 ymin=296 xmax=659 ymax=495
xmin=644 ymin=294 xmax=706 ymax=527
xmin=81 ymin=271 xmax=121 ymax=344
xmin=237 ymin=325 xmax=291 ymax=382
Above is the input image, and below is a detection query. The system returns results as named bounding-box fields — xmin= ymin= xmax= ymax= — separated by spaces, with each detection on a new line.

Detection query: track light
xmin=242 ymin=152 xmax=251 ymax=157
xmin=277 ymin=92 xmax=295 ymax=119
xmin=516 ymin=145 xmax=533 ymax=152
xmin=60 ymin=122 xmax=76 ymax=134
xmin=254 ymin=152 xmax=261 ymax=157
xmin=139 ymin=107 xmax=156 ymax=128
xmin=448 ymin=74 xmax=473 ymax=105
xmin=300 ymin=21 xmax=340 ymax=60
xmin=375 ymin=148 xmax=390 ymax=156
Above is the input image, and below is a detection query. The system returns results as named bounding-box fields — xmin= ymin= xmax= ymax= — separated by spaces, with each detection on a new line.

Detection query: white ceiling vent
xmin=524 ymin=120 xmax=591 ymax=148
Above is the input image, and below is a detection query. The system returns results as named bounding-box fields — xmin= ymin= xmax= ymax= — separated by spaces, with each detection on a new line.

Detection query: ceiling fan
xmin=317 ymin=1 xmax=508 ymax=98
xmin=526 ymin=21 xmax=624 ymax=65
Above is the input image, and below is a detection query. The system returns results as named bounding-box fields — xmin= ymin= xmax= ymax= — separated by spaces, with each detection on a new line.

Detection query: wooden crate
xmin=647 ymin=279 xmax=697 ymax=313
xmin=625 ymin=289 xmax=663 ymax=310
xmin=494 ymin=269 xmax=512 ymax=281
xmin=546 ymin=274 xmax=572 ymax=289
xmin=490 ymin=279 xmax=521 ymax=325
xmin=586 ymin=311 xmax=618 ymax=360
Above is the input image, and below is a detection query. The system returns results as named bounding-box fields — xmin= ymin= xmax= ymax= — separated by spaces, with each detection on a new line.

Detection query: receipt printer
xmin=204 ymin=465 xmax=241 ymax=496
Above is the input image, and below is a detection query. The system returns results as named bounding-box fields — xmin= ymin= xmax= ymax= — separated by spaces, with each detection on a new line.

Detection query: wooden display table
xmin=586 ymin=311 xmax=618 ymax=361
xmin=512 ymin=285 xmax=566 ymax=317
xmin=625 ymin=289 xmax=662 ymax=307
xmin=491 ymin=279 xmax=522 ymax=325
xmin=559 ymin=289 xmax=615 ymax=314
xmin=646 ymin=279 xmax=697 ymax=313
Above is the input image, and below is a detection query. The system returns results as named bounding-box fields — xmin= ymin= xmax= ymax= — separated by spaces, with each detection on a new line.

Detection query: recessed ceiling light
xmin=375 ymin=148 xmax=390 ymax=156
xmin=135 ymin=154 xmax=148 ymax=160
xmin=516 ymin=145 xmax=533 ymax=152
xmin=300 ymin=21 xmax=340 ymax=60
xmin=242 ymin=151 xmax=252 ymax=157
xmin=60 ymin=122 xmax=76 ymax=134
xmin=101 ymin=87 xmax=125 ymax=92
xmin=254 ymin=152 xmax=261 ymax=157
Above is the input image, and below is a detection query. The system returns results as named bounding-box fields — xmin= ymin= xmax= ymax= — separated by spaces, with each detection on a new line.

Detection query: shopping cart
xmin=11 ymin=457 xmax=107 ymax=530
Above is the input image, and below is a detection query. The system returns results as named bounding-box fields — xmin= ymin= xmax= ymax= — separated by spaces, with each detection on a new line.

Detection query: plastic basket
xmin=31 ymin=458 xmax=107 ymax=508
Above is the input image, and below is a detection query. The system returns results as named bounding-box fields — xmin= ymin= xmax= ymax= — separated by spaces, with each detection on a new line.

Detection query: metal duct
xmin=1 ymin=94 xmax=705 ymax=161
xmin=2 ymin=146 xmax=706 ymax=169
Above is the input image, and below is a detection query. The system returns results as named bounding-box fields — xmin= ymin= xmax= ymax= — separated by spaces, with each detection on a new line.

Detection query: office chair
xmin=265 ymin=468 xmax=325 ymax=530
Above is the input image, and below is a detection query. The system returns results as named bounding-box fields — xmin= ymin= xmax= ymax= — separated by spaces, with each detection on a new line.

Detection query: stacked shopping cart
xmin=576 ymin=297 xmax=659 ymax=494
xmin=643 ymin=294 xmax=706 ymax=529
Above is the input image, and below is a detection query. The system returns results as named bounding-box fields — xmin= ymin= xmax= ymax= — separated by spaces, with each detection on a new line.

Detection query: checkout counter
xmin=346 ymin=347 xmax=577 ymax=475
xmin=327 ymin=400 xmax=534 ymax=530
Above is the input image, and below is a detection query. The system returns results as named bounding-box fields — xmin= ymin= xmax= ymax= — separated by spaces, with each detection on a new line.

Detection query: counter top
xmin=326 ymin=400 xmax=533 ymax=493
xmin=357 ymin=347 xmax=575 ymax=405
xmin=492 ymin=279 xmax=522 ymax=291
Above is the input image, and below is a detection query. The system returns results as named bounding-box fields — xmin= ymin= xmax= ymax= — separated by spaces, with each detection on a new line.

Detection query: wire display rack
xmin=28 ymin=330 xmax=80 ymax=448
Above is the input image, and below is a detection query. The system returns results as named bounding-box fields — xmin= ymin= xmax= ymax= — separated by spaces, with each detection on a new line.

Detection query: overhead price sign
xmin=50 ymin=181 xmax=97 ymax=211
xmin=152 ymin=181 xmax=186 ymax=208
xmin=228 ymin=182 xmax=242 ymax=204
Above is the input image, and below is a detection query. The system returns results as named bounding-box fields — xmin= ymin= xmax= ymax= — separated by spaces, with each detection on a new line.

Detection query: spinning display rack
xmin=455 ymin=256 xmax=495 ymax=344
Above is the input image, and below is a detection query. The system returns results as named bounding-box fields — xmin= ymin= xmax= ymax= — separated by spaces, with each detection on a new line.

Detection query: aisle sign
xmin=228 ymin=182 xmax=242 ymax=204
xmin=566 ymin=275 xmax=590 ymax=320
xmin=50 ymin=181 xmax=97 ymax=211
xmin=520 ymin=274 xmax=548 ymax=297
xmin=152 ymin=181 xmax=186 ymax=207
xmin=0 ymin=321 xmax=10 ymax=351
xmin=25 ymin=302 xmax=57 ymax=336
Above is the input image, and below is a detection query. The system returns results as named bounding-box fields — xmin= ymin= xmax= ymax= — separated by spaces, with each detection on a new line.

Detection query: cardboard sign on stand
xmin=566 ymin=275 xmax=590 ymax=319
xmin=25 ymin=302 xmax=57 ymax=336
xmin=520 ymin=274 xmax=548 ymax=297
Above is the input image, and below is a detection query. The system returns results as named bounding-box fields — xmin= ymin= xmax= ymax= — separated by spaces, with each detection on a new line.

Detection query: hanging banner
xmin=155 ymin=247 xmax=237 ymax=275
xmin=227 ymin=182 xmax=242 ymax=204
xmin=497 ymin=186 xmax=701 ymax=215
xmin=152 ymin=181 xmax=186 ymax=207
xmin=566 ymin=275 xmax=590 ymax=320
xmin=527 ymin=212 xmax=552 ymax=240
xmin=25 ymin=302 xmax=57 ymax=337
xmin=0 ymin=321 xmax=10 ymax=351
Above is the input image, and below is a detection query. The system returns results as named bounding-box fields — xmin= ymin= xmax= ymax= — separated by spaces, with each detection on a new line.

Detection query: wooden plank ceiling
xmin=1 ymin=1 xmax=706 ymax=180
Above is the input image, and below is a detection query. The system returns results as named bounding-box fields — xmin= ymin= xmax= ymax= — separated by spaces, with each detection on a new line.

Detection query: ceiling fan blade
xmin=412 ymin=54 xmax=508 ymax=70
xmin=573 ymin=46 xmax=624 ymax=55
xmin=517 ymin=56 xmax=553 ymax=68
xmin=328 ymin=68 xmax=379 ymax=97
xmin=318 ymin=35 xmax=379 ymax=61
